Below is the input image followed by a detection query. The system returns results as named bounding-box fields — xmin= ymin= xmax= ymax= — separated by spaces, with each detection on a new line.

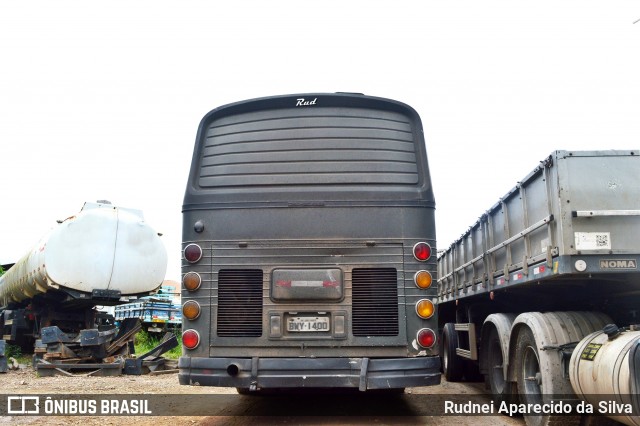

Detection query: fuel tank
xmin=0 ymin=201 xmax=167 ymax=307
xmin=569 ymin=325 xmax=640 ymax=426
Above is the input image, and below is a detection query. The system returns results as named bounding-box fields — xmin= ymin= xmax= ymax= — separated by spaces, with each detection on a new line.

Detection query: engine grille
xmin=351 ymin=268 xmax=399 ymax=336
xmin=216 ymin=269 xmax=263 ymax=337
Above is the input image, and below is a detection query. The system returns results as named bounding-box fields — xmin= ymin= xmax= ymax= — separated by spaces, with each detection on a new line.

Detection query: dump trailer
xmin=437 ymin=150 xmax=640 ymax=426
xmin=0 ymin=201 xmax=168 ymax=364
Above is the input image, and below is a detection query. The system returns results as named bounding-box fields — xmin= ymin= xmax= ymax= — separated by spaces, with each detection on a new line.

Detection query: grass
xmin=134 ymin=329 xmax=182 ymax=360
xmin=3 ymin=344 xmax=32 ymax=366
xmin=4 ymin=343 xmax=22 ymax=359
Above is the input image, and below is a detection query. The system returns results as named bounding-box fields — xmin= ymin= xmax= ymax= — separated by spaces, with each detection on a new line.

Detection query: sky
xmin=1 ymin=1 xmax=639 ymax=282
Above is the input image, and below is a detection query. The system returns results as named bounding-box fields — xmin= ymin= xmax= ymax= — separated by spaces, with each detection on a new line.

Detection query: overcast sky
xmin=1 ymin=1 xmax=639 ymax=281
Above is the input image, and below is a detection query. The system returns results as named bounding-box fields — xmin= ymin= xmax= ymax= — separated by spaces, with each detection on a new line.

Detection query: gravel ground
xmin=1 ymin=365 xmax=524 ymax=426
xmin=1 ymin=366 xmax=222 ymax=425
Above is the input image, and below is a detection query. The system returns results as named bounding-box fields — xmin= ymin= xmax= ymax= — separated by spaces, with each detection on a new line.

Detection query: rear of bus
xmin=178 ymin=93 xmax=440 ymax=391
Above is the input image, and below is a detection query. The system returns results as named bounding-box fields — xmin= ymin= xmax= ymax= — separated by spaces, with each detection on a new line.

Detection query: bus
xmin=178 ymin=93 xmax=440 ymax=392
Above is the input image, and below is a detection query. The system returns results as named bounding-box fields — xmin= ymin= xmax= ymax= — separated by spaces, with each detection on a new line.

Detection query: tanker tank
xmin=0 ymin=201 xmax=168 ymax=309
xmin=0 ymin=201 xmax=168 ymax=354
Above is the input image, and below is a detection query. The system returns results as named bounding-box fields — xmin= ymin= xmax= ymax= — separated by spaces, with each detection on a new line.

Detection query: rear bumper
xmin=178 ymin=356 xmax=441 ymax=390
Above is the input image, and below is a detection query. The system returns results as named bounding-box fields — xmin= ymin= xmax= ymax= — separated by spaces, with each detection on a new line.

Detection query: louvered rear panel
xmin=217 ymin=269 xmax=263 ymax=337
xmin=351 ymin=268 xmax=399 ymax=336
xmin=199 ymin=108 xmax=418 ymax=187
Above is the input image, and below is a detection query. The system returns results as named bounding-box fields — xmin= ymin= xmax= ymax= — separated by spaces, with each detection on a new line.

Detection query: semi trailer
xmin=0 ymin=201 xmax=167 ymax=366
xmin=437 ymin=150 xmax=640 ymax=426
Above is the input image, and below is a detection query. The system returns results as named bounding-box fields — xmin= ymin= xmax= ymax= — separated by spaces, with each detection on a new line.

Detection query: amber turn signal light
xmin=183 ymin=272 xmax=202 ymax=291
xmin=182 ymin=300 xmax=201 ymax=320
xmin=414 ymin=270 xmax=432 ymax=289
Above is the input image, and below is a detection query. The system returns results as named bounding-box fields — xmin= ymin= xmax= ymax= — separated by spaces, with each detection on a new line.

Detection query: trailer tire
xmin=486 ymin=326 xmax=517 ymax=404
xmin=441 ymin=322 xmax=464 ymax=382
xmin=514 ymin=326 xmax=578 ymax=426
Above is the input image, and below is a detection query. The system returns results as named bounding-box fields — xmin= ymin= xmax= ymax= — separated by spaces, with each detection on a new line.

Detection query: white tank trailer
xmin=437 ymin=151 xmax=640 ymax=426
xmin=0 ymin=201 xmax=167 ymax=352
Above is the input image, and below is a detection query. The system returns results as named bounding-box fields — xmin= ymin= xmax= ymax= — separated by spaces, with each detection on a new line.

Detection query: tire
xmin=515 ymin=327 xmax=547 ymax=426
xmin=485 ymin=326 xmax=517 ymax=404
xmin=514 ymin=327 xmax=579 ymax=426
xmin=441 ymin=323 xmax=464 ymax=382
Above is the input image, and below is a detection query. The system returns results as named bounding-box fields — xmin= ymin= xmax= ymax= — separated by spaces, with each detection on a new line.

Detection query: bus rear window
xmin=198 ymin=107 xmax=419 ymax=188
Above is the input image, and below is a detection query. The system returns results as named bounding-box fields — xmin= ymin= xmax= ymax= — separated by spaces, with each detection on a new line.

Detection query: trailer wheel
xmin=511 ymin=311 xmax=613 ymax=426
xmin=515 ymin=327 xmax=547 ymax=426
xmin=441 ymin=322 xmax=464 ymax=382
xmin=486 ymin=327 xmax=517 ymax=404
xmin=515 ymin=326 xmax=579 ymax=426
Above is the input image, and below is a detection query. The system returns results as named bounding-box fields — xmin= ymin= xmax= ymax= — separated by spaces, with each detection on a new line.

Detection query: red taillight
xmin=182 ymin=329 xmax=200 ymax=349
xmin=417 ymin=328 xmax=436 ymax=348
xmin=184 ymin=244 xmax=203 ymax=263
xmin=413 ymin=242 xmax=432 ymax=261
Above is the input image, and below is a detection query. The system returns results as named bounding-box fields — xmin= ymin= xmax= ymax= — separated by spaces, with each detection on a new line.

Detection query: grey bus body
xmin=179 ymin=93 xmax=440 ymax=391
xmin=437 ymin=150 xmax=640 ymax=426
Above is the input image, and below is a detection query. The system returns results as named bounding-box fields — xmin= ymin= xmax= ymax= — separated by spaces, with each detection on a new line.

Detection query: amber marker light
xmin=412 ymin=242 xmax=432 ymax=261
xmin=182 ymin=300 xmax=201 ymax=320
xmin=182 ymin=329 xmax=200 ymax=349
xmin=183 ymin=272 xmax=202 ymax=291
xmin=414 ymin=270 xmax=433 ymax=289
xmin=184 ymin=243 xmax=203 ymax=263
xmin=417 ymin=328 xmax=436 ymax=348
xmin=415 ymin=299 xmax=435 ymax=319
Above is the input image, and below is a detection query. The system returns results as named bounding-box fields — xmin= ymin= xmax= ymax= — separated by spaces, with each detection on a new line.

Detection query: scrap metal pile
xmin=36 ymin=318 xmax=178 ymax=376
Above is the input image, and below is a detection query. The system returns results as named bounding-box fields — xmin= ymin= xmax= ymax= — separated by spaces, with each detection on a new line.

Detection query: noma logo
xmin=599 ymin=259 xmax=637 ymax=269
xmin=296 ymin=97 xmax=317 ymax=107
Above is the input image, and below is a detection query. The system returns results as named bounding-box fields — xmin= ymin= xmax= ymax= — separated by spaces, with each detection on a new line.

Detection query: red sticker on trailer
xmin=533 ymin=265 xmax=546 ymax=275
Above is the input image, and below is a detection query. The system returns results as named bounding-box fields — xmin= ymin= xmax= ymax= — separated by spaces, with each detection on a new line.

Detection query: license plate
xmin=287 ymin=316 xmax=330 ymax=332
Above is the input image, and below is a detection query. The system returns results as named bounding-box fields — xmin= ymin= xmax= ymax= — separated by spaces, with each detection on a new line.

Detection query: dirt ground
xmin=1 ymin=366 xmax=523 ymax=426
xmin=0 ymin=366 xmax=221 ymax=425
